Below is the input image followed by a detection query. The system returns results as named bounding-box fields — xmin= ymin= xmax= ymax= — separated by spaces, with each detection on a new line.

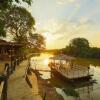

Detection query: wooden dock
xmin=7 ymin=60 xmax=42 ymax=100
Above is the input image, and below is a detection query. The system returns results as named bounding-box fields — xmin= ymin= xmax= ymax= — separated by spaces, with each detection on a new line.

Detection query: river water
xmin=30 ymin=53 xmax=100 ymax=100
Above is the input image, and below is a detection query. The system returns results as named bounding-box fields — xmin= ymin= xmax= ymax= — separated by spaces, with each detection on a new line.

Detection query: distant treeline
xmin=57 ymin=38 xmax=100 ymax=59
xmin=43 ymin=49 xmax=60 ymax=54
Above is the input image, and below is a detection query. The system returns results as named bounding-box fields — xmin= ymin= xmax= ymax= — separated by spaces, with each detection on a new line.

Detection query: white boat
xmin=49 ymin=54 xmax=94 ymax=81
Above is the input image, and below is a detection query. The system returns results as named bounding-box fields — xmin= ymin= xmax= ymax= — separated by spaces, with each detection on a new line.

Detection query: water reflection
xmin=39 ymin=71 xmax=51 ymax=79
xmin=44 ymin=58 xmax=49 ymax=66
xmin=48 ymin=73 xmax=95 ymax=100
xmin=74 ymin=58 xmax=100 ymax=67
xmin=31 ymin=53 xmax=51 ymax=70
xmin=31 ymin=53 xmax=100 ymax=100
xmin=56 ymin=88 xmax=68 ymax=100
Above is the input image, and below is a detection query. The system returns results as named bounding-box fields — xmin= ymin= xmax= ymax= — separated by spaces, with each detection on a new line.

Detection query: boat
xmin=49 ymin=54 xmax=94 ymax=82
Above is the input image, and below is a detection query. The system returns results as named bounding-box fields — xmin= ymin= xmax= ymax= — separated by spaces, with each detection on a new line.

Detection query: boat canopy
xmin=49 ymin=54 xmax=75 ymax=61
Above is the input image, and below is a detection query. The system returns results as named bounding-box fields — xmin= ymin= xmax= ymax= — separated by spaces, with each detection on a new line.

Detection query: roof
xmin=49 ymin=54 xmax=75 ymax=60
xmin=0 ymin=39 xmax=22 ymax=47
xmin=0 ymin=39 xmax=7 ymax=43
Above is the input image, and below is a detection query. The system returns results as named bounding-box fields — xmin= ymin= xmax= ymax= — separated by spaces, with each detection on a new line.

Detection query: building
xmin=0 ymin=39 xmax=23 ymax=61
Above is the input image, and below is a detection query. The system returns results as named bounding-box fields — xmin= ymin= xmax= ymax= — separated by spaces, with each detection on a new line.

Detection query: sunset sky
xmin=22 ymin=0 xmax=100 ymax=49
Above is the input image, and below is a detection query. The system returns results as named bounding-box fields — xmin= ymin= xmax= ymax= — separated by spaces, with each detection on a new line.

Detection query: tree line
xmin=60 ymin=38 xmax=100 ymax=59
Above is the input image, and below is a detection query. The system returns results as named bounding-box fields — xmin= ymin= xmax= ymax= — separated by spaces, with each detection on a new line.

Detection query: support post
xmin=0 ymin=75 xmax=8 ymax=100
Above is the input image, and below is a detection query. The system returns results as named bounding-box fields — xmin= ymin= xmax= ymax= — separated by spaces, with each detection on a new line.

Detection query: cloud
xmin=38 ymin=19 xmax=63 ymax=34
xmin=97 ymin=0 xmax=100 ymax=2
xmin=57 ymin=0 xmax=78 ymax=5
xmin=67 ymin=0 xmax=77 ymax=3
xmin=56 ymin=0 xmax=81 ymax=20
xmin=36 ymin=17 xmax=99 ymax=46
xmin=36 ymin=18 xmax=100 ymax=48
xmin=57 ymin=1 xmax=66 ymax=5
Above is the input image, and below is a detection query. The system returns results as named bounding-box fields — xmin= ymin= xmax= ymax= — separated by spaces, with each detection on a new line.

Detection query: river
xmin=30 ymin=53 xmax=100 ymax=100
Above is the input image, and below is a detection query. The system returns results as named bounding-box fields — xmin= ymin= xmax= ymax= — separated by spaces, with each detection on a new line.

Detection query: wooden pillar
xmin=43 ymin=92 xmax=46 ymax=100
xmin=5 ymin=64 xmax=10 ymax=78
xmin=0 ymin=75 xmax=8 ymax=100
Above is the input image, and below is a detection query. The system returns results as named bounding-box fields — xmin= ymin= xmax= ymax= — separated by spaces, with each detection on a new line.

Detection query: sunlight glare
xmin=43 ymin=32 xmax=53 ymax=43
xmin=44 ymin=58 xmax=49 ymax=65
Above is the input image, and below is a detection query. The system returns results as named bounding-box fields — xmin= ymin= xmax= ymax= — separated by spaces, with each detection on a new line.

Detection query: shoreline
xmin=31 ymin=69 xmax=64 ymax=100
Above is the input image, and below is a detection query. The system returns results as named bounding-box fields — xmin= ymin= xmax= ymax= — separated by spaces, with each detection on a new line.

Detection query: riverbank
xmin=38 ymin=76 xmax=64 ymax=100
xmin=8 ymin=60 xmax=42 ymax=100
xmin=31 ymin=69 xmax=64 ymax=100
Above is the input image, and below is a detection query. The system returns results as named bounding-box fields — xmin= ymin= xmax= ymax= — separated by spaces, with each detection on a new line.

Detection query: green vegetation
xmin=0 ymin=0 xmax=32 ymax=9
xmin=0 ymin=0 xmax=34 ymax=38
xmin=29 ymin=33 xmax=45 ymax=52
xmin=5 ymin=6 xmax=35 ymax=43
xmin=0 ymin=19 xmax=6 ymax=37
xmin=0 ymin=0 xmax=33 ymax=37
xmin=0 ymin=0 xmax=45 ymax=55
xmin=62 ymin=38 xmax=100 ymax=59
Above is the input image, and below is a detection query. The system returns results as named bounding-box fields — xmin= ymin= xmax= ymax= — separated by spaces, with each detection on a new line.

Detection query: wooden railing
xmin=0 ymin=57 xmax=22 ymax=100
xmin=0 ymin=63 xmax=9 ymax=100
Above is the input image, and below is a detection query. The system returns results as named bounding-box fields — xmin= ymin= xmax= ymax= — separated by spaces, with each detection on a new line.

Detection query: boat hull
xmin=51 ymin=68 xmax=92 ymax=82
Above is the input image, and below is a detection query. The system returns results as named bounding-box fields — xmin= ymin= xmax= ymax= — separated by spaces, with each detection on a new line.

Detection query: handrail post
xmin=0 ymin=75 xmax=8 ymax=100
xmin=5 ymin=64 xmax=9 ymax=78
xmin=13 ymin=60 xmax=16 ymax=71
xmin=2 ymin=76 xmax=8 ymax=100
xmin=43 ymin=92 xmax=46 ymax=100
xmin=0 ymin=63 xmax=10 ymax=100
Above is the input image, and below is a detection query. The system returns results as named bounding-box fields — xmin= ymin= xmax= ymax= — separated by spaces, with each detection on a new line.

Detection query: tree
xmin=29 ymin=33 xmax=45 ymax=51
xmin=0 ymin=19 xmax=6 ymax=37
xmin=63 ymin=38 xmax=100 ymax=58
xmin=69 ymin=38 xmax=89 ymax=48
xmin=89 ymin=47 xmax=100 ymax=58
xmin=0 ymin=0 xmax=32 ymax=9
xmin=0 ymin=0 xmax=33 ymax=37
xmin=2 ymin=6 xmax=35 ymax=43
xmin=67 ymin=38 xmax=90 ymax=57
